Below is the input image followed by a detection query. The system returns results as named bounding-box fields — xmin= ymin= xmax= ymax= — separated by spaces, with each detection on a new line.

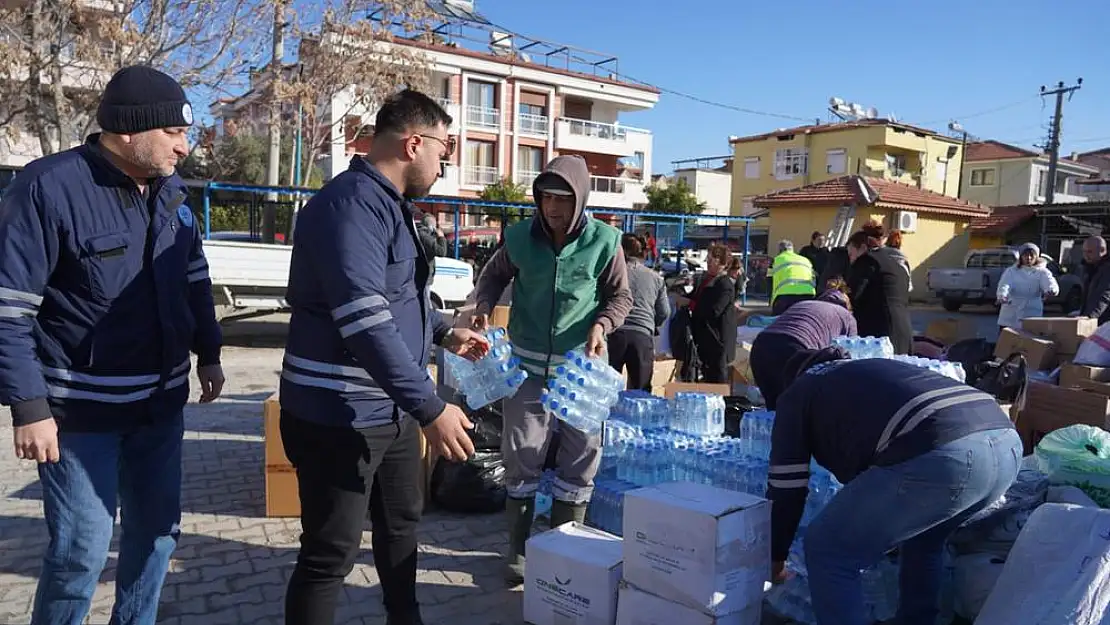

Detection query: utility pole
xmin=263 ymin=0 xmax=286 ymax=243
xmin=949 ymin=121 xmax=968 ymax=199
xmin=1041 ymin=78 xmax=1082 ymax=206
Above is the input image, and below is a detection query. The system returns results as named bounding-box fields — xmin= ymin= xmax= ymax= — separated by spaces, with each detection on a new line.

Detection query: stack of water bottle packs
xmin=540 ymin=349 xmax=625 ymax=435
xmin=832 ymin=335 xmax=966 ymax=382
xmin=443 ymin=327 xmax=528 ymax=409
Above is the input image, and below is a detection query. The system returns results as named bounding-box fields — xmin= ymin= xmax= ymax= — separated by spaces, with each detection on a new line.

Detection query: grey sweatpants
xmin=501 ymin=375 xmax=602 ymax=504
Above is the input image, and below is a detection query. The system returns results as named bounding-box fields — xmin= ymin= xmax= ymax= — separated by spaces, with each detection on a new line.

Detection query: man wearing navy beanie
xmin=0 ymin=64 xmax=224 ymax=624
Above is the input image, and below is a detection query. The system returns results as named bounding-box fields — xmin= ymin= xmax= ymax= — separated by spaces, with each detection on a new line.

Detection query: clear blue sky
xmin=475 ymin=0 xmax=1109 ymax=174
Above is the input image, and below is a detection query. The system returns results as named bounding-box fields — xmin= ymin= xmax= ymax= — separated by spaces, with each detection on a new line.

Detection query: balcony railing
xmin=516 ymin=169 xmax=541 ymax=188
xmin=590 ymin=175 xmax=628 ymax=194
xmin=464 ymin=165 xmax=500 ymax=186
xmin=466 ymin=105 xmax=500 ymax=130
xmin=518 ymin=113 xmax=549 ymax=137
xmin=564 ymin=118 xmax=628 ymax=142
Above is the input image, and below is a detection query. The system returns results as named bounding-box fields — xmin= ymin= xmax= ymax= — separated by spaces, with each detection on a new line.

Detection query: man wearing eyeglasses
xmin=279 ymin=89 xmax=487 ymax=625
xmin=471 ymin=154 xmax=633 ymax=585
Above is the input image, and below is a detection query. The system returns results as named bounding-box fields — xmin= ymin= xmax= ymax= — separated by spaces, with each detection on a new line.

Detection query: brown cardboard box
xmin=263 ymin=393 xmax=289 ymax=467
xmin=663 ymin=381 xmax=731 ymax=398
xmin=265 ymin=465 xmax=300 ymax=517
xmin=1059 ymin=363 xmax=1110 ymax=397
xmin=924 ymin=317 xmax=979 ymax=346
xmin=1020 ymin=317 xmax=1098 ymax=356
xmin=1014 ymin=382 xmax=1110 ymax=454
xmin=452 ymin=304 xmax=511 ymax=331
xmin=994 ymin=327 xmax=1058 ymax=370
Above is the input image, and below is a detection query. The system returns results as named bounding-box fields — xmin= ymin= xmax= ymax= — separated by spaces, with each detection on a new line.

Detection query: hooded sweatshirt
xmin=473 ymin=155 xmax=633 ymax=375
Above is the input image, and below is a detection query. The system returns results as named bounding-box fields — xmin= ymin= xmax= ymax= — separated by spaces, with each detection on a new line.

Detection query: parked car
xmin=925 ymin=247 xmax=1083 ymax=313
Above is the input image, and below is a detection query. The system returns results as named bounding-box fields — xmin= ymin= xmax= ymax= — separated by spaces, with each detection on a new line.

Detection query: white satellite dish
xmin=866 ymin=107 xmax=878 ymax=119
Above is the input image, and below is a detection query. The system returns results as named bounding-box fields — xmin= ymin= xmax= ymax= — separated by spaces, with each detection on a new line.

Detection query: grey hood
xmin=532 ymin=155 xmax=591 ymax=237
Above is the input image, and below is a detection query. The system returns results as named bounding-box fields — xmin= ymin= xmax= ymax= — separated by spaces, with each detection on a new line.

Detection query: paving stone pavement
xmin=0 ymin=346 xmax=524 ymax=625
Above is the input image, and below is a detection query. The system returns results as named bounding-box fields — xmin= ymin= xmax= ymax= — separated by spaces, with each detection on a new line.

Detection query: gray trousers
xmin=501 ymin=375 xmax=601 ymax=504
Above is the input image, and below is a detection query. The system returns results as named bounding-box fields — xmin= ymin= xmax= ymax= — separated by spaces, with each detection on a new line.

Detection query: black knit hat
xmin=96 ymin=66 xmax=194 ymax=134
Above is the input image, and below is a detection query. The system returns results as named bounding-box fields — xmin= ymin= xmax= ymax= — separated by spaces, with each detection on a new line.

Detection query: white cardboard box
xmin=622 ymin=482 xmax=770 ymax=616
xmin=615 ymin=582 xmax=761 ymax=625
xmin=524 ymin=522 xmax=624 ymax=625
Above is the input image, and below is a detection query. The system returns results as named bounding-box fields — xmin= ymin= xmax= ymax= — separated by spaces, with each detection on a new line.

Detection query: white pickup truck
xmin=202 ymin=233 xmax=474 ymax=320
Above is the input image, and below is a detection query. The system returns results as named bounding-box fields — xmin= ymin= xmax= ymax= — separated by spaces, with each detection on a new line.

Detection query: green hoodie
xmin=474 ymin=155 xmax=633 ymax=376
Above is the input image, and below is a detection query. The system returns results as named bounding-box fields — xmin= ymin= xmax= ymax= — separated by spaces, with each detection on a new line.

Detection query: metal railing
xmin=590 ymin=175 xmax=631 ymax=194
xmin=516 ymin=169 xmax=541 ymax=187
xmin=466 ymin=105 xmax=500 ymax=130
xmin=463 ymin=165 xmax=500 ymax=186
xmin=518 ymin=113 xmax=549 ymax=137
xmin=562 ymin=118 xmax=628 ymax=141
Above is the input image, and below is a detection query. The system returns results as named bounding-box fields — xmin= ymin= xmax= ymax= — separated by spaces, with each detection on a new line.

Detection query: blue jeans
xmin=32 ymin=414 xmax=184 ymax=625
xmin=804 ymin=427 xmax=1022 ymax=625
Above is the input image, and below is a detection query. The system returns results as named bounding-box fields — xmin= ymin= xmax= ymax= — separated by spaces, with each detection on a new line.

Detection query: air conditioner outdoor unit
xmin=896 ymin=210 xmax=918 ymax=233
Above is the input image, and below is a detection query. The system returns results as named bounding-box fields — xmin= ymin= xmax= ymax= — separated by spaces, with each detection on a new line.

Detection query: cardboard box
xmin=1059 ymin=363 xmax=1110 ymax=395
xmin=523 ymin=522 xmax=623 ymax=625
xmin=994 ymin=327 xmax=1058 ymax=370
xmin=265 ymin=465 xmax=300 ymax=517
xmin=616 ymin=582 xmax=761 ymax=625
xmin=1020 ymin=317 xmax=1098 ymax=356
xmin=623 ymin=482 xmax=770 ymax=616
xmin=452 ymin=304 xmax=511 ymax=331
xmin=925 ymin=317 xmax=979 ymax=346
xmin=1015 ymin=382 xmax=1110 ymax=453
xmin=263 ymin=393 xmax=290 ymax=468
xmin=663 ymin=382 xmax=731 ymax=399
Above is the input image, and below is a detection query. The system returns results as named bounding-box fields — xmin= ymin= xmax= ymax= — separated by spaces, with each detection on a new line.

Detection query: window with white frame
xmin=970 ymin=168 xmax=996 ymax=187
xmin=826 ymin=149 xmax=847 ymax=175
xmin=773 ymin=149 xmax=808 ymax=180
xmin=743 ymin=157 xmax=760 ymax=179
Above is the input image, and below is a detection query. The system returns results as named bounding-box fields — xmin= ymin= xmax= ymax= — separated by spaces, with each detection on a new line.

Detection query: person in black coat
xmin=845 ymin=227 xmax=912 ymax=355
xmin=818 ymin=246 xmax=851 ymax=287
xmin=689 ymin=243 xmax=739 ymax=383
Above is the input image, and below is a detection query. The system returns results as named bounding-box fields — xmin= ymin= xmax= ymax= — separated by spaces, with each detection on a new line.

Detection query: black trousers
xmin=608 ymin=328 xmax=656 ymax=391
xmin=749 ymin=331 xmax=806 ymax=410
xmin=771 ymin=293 xmax=813 ymax=315
xmin=281 ymin=412 xmax=424 ymax=625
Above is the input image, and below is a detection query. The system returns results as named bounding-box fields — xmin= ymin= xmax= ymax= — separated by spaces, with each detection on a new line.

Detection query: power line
xmin=477 ymin=18 xmax=812 ymax=123
xmin=914 ymin=96 xmax=1041 ymax=127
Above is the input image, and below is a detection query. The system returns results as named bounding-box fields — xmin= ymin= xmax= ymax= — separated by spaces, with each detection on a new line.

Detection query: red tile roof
xmin=965 ymin=140 xmax=1039 ymax=162
xmin=753 ymin=175 xmax=988 ymax=218
xmin=967 ymin=206 xmax=1037 ymax=235
xmin=728 ymin=119 xmax=950 ymax=145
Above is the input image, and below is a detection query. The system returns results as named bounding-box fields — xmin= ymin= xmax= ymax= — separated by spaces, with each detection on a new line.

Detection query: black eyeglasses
xmin=416 ymin=134 xmax=456 ymax=157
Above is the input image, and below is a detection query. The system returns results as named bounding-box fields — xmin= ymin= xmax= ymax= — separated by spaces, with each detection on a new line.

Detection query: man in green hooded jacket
xmin=472 ymin=154 xmax=632 ymax=585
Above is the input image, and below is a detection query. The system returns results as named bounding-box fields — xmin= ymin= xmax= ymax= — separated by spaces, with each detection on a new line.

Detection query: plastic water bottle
xmin=444 ymin=327 xmax=528 ymax=409
xmin=671 ymin=392 xmax=726 ymax=437
xmin=888 ymin=354 xmax=966 ymax=382
xmin=832 ymin=335 xmax=894 ymax=360
xmin=543 ymin=350 xmax=623 ymax=434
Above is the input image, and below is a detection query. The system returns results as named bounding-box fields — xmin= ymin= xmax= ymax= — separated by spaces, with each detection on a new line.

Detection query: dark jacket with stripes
xmin=280 ymin=157 xmax=451 ymax=429
xmin=0 ymin=135 xmax=222 ymax=431
xmin=766 ymin=358 xmax=1014 ymax=561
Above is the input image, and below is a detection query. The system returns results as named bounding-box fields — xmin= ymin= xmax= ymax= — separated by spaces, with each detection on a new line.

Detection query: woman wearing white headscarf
xmin=996 ymin=242 xmax=1059 ymax=330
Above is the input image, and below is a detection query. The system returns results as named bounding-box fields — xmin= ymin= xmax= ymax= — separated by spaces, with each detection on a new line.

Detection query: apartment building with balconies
xmin=0 ymin=0 xmax=121 ymax=166
xmin=210 ymin=1 xmax=660 ymax=214
xmin=728 ymin=119 xmax=965 ymax=216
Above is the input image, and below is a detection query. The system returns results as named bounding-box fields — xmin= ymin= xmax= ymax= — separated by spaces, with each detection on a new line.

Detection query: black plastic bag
xmin=430 ymin=452 xmax=506 ymax=514
xmin=975 ymin=353 xmax=1029 ymax=410
xmin=944 ymin=338 xmax=996 ymax=386
xmin=723 ymin=396 xmax=752 ymax=438
xmin=466 ymin=404 xmax=503 ymax=452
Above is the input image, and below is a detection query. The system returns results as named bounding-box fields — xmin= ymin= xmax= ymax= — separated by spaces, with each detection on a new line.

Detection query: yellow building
xmin=730 ymin=119 xmax=965 ymax=215
xmin=754 ymin=176 xmax=987 ymax=298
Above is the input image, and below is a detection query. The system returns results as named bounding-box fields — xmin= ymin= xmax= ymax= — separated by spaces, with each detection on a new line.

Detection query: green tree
xmin=480 ymin=177 xmax=528 ymax=203
xmin=180 ymin=132 xmax=324 ymax=188
xmin=644 ymin=178 xmax=707 ymax=214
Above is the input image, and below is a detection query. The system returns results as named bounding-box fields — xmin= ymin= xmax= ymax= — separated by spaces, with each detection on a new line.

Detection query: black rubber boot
xmin=550 ymin=500 xmax=587 ymax=529
xmin=504 ymin=496 xmax=535 ymax=586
